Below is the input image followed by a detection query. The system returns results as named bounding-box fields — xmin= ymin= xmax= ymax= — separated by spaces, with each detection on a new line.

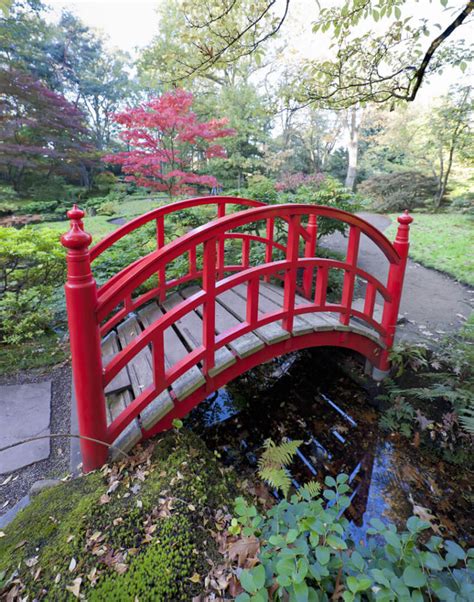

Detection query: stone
xmin=0 ymin=381 xmax=51 ymax=474
xmin=29 ymin=478 xmax=61 ymax=498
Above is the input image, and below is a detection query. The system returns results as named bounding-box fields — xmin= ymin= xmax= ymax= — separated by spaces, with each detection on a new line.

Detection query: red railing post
xmin=379 ymin=210 xmax=413 ymax=372
xmin=202 ymin=238 xmax=217 ymax=375
xmin=340 ymin=225 xmax=361 ymax=325
xmin=61 ymin=205 xmax=108 ymax=472
xmin=282 ymin=215 xmax=300 ymax=332
xmin=303 ymin=214 xmax=318 ymax=298
xmin=263 ymin=218 xmax=274 ymax=283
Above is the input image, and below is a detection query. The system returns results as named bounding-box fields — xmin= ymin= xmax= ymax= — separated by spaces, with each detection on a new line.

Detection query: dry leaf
xmin=189 ymin=573 xmax=201 ymax=583
xmin=68 ymin=557 xmax=77 ymax=572
xmin=1 ymin=475 xmax=13 ymax=486
xmin=114 ymin=563 xmax=128 ymax=575
xmin=54 ymin=573 xmax=61 ymax=584
xmin=25 ymin=556 xmax=39 ymax=568
xmin=99 ymin=494 xmax=110 ymax=505
xmin=66 ymin=577 xmax=82 ymax=598
xmin=227 ymin=537 xmax=260 ymax=567
xmin=0 ymin=531 xmax=5 ymax=538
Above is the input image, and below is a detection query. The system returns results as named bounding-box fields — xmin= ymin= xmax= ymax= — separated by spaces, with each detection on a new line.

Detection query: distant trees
xmin=103 ymin=89 xmax=236 ymax=197
xmin=0 ymin=69 xmax=93 ymax=192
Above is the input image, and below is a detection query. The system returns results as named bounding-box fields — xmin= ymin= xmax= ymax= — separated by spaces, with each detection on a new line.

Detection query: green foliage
xmin=258 ymin=439 xmax=321 ymax=502
xmin=245 ymin=175 xmax=278 ymax=204
xmin=0 ymin=226 xmax=65 ymax=343
xmin=358 ymin=171 xmax=439 ymax=212
xmin=233 ymin=475 xmax=474 ymax=601
xmin=257 ymin=438 xmax=303 ymax=498
xmin=0 ymin=202 xmax=16 ymax=216
xmin=379 ymin=318 xmax=474 ymax=464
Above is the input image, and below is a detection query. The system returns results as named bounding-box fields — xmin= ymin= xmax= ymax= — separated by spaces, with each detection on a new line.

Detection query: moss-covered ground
xmin=0 ymin=430 xmax=238 ymax=601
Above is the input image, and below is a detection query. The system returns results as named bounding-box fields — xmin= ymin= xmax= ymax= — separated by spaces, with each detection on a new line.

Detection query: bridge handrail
xmin=89 ymin=195 xmax=265 ymax=263
xmin=96 ymin=203 xmax=401 ymax=321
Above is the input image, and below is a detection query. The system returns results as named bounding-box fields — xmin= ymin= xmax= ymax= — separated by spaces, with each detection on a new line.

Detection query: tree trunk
xmin=345 ymin=107 xmax=360 ymax=191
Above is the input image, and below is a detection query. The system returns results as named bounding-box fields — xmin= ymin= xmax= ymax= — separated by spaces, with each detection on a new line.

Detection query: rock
xmin=29 ymin=479 xmax=61 ymax=498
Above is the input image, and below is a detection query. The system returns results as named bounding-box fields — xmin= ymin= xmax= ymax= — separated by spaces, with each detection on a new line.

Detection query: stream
xmin=185 ymin=349 xmax=473 ymax=545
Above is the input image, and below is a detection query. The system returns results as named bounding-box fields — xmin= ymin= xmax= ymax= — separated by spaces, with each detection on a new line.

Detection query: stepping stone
xmin=0 ymin=382 xmax=51 ymax=474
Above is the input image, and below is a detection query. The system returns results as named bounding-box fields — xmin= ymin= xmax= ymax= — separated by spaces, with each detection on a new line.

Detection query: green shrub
xmin=358 ymin=171 xmax=439 ymax=212
xmin=94 ymin=170 xmax=117 ymax=194
xmin=245 ymin=175 xmax=278 ymax=203
xmin=0 ymin=202 xmax=16 ymax=216
xmin=17 ymin=200 xmax=60 ymax=215
xmin=0 ymin=227 xmax=65 ymax=343
xmin=451 ymin=192 xmax=474 ymax=215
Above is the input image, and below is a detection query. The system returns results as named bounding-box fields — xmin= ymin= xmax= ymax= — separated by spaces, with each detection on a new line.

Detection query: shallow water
xmin=186 ymin=349 xmax=473 ymax=544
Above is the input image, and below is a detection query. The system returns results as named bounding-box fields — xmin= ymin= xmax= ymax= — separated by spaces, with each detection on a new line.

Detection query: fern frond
xmin=258 ymin=466 xmax=292 ymax=498
xmin=297 ymin=480 xmax=321 ymax=501
xmin=258 ymin=438 xmax=302 ymax=471
xmin=459 ymin=401 xmax=474 ymax=434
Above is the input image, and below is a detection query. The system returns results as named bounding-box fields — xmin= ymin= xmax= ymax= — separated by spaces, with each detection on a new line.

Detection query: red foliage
xmin=0 ymin=69 xmax=93 ymax=190
xmin=275 ymin=172 xmax=326 ymax=192
xmin=103 ymin=89 xmax=235 ymax=196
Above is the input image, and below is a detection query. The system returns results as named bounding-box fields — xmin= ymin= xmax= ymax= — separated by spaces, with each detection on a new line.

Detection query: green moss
xmin=0 ymin=430 xmax=236 ymax=600
xmin=89 ymin=515 xmax=198 ymax=601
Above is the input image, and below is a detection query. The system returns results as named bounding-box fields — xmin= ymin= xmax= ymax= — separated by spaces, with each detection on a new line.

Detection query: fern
xmin=257 ymin=438 xmax=303 ymax=498
xmin=258 ymin=438 xmax=303 ymax=470
xmin=459 ymin=400 xmax=474 ymax=434
xmin=297 ymin=480 xmax=321 ymax=501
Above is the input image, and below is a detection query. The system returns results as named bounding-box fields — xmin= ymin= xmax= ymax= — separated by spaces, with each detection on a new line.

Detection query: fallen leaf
xmin=189 ymin=573 xmax=201 ymax=583
xmin=54 ymin=573 xmax=61 ymax=584
xmin=227 ymin=537 xmax=260 ymax=567
xmin=0 ymin=531 xmax=5 ymax=538
xmin=99 ymin=494 xmax=110 ymax=505
xmin=66 ymin=577 xmax=82 ymax=598
xmin=114 ymin=563 xmax=128 ymax=575
xmin=14 ymin=540 xmax=26 ymax=550
xmin=1 ymin=475 xmax=13 ymax=486
xmin=68 ymin=557 xmax=77 ymax=572
xmin=25 ymin=556 xmax=39 ymax=568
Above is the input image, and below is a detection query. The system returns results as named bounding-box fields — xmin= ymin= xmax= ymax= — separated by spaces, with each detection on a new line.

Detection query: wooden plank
xmin=182 ymin=285 xmax=264 ymax=358
xmin=233 ymin=283 xmax=313 ymax=337
xmin=163 ymin=292 xmax=236 ymax=377
xmin=217 ymin=288 xmax=290 ymax=345
xmin=138 ymin=302 xmax=205 ymax=401
xmin=109 ymin=417 xmax=142 ymax=461
xmin=260 ymin=282 xmax=337 ymax=331
xmin=116 ymin=316 xmax=174 ymax=430
xmin=101 ymin=331 xmax=131 ymax=395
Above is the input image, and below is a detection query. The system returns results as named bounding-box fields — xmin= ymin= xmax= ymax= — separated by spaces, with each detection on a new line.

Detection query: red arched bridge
xmin=61 ymin=197 xmax=413 ymax=472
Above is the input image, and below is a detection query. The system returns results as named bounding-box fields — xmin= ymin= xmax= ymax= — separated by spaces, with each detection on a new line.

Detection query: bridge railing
xmin=61 ymin=202 xmax=412 ymax=471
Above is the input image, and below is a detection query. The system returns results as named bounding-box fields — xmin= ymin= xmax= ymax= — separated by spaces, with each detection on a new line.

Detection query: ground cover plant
xmin=379 ymin=315 xmax=474 ymax=466
xmin=384 ymin=214 xmax=474 ymax=286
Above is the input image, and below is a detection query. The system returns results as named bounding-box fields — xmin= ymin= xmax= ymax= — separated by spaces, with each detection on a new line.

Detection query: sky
xmin=46 ymin=0 xmax=160 ymax=54
xmin=45 ymin=0 xmax=473 ymax=99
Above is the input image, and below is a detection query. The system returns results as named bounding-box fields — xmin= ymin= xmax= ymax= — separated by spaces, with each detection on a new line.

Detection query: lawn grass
xmin=0 ymin=334 xmax=69 ymax=376
xmin=36 ymin=196 xmax=169 ymax=243
xmin=385 ymin=213 xmax=474 ymax=286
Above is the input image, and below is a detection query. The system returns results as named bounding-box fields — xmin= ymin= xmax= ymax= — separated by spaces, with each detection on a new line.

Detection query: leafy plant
xmin=233 ymin=476 xmax=474 ymax=601
xmin=0 ymin=227 xmax=65 ymax=343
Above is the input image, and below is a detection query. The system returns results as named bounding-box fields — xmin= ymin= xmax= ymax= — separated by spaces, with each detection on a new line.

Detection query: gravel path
xmin=322 ymin=212 xmax=474 ymax=344
xmin=0 ymin=364 xmax=71 ymax=519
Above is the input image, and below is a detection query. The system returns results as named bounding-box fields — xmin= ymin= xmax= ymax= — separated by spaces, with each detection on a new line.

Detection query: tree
xmin=103 ymin=89 xmax=236 ymax=197
xmin=427 ymin=86 xmax=472 ymax=207
xmin=0 ymin=69 xmax=93 ymax=192
xmin=162 ymin=0 xmax=473 ymax=108
xmin=344 ymin=106 xmax=364 ymax=190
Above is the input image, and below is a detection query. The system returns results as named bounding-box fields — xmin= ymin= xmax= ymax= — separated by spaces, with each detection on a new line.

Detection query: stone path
xmin=322 ymin=212 xmax=473 ymax=344
xmin=0 ymin=382 xmax=51 ymax=475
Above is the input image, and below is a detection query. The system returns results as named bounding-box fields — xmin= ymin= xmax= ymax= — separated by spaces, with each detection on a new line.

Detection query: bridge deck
xmin=103 ymin=282 xmax=384 ymax=458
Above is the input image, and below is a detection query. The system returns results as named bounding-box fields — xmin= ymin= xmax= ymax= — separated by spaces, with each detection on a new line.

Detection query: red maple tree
xmin=103 ymin=89 xmax=235 ymax=197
